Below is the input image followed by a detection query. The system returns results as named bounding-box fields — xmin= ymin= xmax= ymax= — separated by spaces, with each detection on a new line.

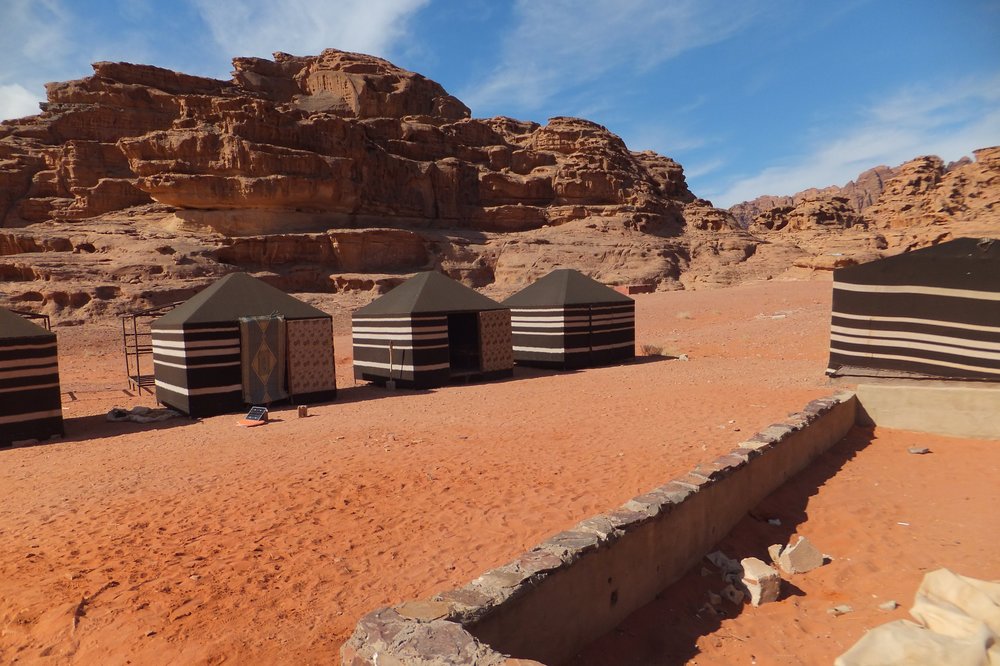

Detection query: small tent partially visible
xmin=827 ymin=237 xmax=1000 ymax=381
xmin=151 ymin=273 xmax=336 ymax=417
xmin=352 ymin=271 xmax=513 ymax=388
xmin=0 ymin=308 xmax=64 ymax=445
xmin=502 ymin=269 xmax=635 ymax=369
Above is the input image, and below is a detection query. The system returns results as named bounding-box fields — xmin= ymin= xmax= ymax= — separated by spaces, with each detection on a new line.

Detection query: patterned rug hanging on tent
xmin=286 ymin=317 xmax=336 ymax=396
xmin=239 ymin=315 xmax=288 ymax=404
xmin=478 ymin=310 xmax=513 ymax=372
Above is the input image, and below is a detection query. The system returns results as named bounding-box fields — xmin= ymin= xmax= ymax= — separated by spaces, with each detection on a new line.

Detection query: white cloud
xmin=0 ymin=84 xmax=43 ymax=120
xmin=462 ymin=0 xmax=761 ymax=114
xmin=709 ymin=74 xmax=1000 ymax=208
xmin=683 ymin=157 xmax=727 ymax=180
xmin=0 ymin=0 xmax=80 ymax=120
xmin=191 ymin=0 xmax=430 ymax=61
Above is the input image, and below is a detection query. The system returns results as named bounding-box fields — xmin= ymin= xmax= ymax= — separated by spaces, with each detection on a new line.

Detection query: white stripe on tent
xmin=830 ymin=333 xmax=1000 ymax=361
xmin=0 ymin=341 xmax=57 ymax=352
xmin=153 ymin=359 xmax=241 ymax=370
xmin=0 ymin=408 xmax=62 ymax=426
xmin=352 ymin=316 xmax=444 ymax=323
xmin=830 ymin=325 xmax=1000 ymax=351
xmin=510 ymin=308 xmax=569 ymax=314
xmin=828 ymin=347 xmax=1000 ymax=376
xmin=151 ymin=345 xmax=240 ymax=358
xmin=353 ymin=343 xmax=450 ymax=351
xmin=354 ymin=360 xmax=451 ymax=372
xmin=0 ymin=364 xmax=59 ymax=380
xmin=151 ymin=338 xmax=240 ymax=350
xmin=151 ymin=326 xmax=239 ymax=334
xmin=512 ymin=324 xmax=635 ymax=336
xmin=155 ymin=379 xmax=243 ymax=396
xmin=833 ymin=281 xmax=1000 ymax=301
xmin=509 ymin=330 xmax=564 ymax=336
xmin=351 ymin=332 xmax=448 ymax=342
xmin=832 ymin=311 xmax=1000 ymax=334
xmin=0 ymin=381 xmax=60 ymax=394
xmin=514 ymin=341 xmax=634 ymax=354
xmin=352 ymin=326 xmax=448 ymax=335
xmin=511 ymin=315 xmax=592 ymax=324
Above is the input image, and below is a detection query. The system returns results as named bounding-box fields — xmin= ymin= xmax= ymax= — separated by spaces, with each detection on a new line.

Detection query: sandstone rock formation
xmin=0 ymin=49 xmax=763 ymax=319
xmin=0 ymin=48 xmax=996 ymax=321
xmin=729 ymin=149 xmax=999 ymax=274
xmin=729 ymin=165 xmax=896 ymax=229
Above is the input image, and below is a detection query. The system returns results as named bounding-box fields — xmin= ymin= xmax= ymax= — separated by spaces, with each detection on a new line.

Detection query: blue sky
xmin=2 ymin=0 xmax=998 ymax=207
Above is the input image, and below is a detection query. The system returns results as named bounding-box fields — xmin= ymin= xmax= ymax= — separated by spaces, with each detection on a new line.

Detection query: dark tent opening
xmin=448 ymin=313 xmax=481 ymax=374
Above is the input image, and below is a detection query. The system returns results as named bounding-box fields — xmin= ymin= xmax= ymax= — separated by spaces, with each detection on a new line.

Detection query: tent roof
xmin=153 ymin=273 xmax=329 ymax=326
xmin=354 ymin=271 xmax=506 ymax=316
xmin=502 ymin=269 xmax=633 ymax=307
xmin=0 ymin=307 xmax=54 ymax=341
xmin=834 ymin=237 xmax=1000 ymax=290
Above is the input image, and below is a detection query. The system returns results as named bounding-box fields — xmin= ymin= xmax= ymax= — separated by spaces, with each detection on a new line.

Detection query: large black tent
xmin=827 ymin=237 xmax=1000 ymax=381
xmin=503 ymin=269 xmax=635 ymax=369
xmin=352 ymin=271 xmax=513 ymax=388
xmin=151 ymin=273 xmax=336 ymax=417
xmin=0 ymin=308 xmax=64 ymax=445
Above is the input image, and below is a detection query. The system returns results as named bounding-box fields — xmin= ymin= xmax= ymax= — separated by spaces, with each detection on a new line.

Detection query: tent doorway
xmin=447 ymin=313 xmax=481 ymax=375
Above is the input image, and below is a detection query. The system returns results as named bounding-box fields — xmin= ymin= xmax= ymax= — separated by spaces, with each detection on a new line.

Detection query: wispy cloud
xmin=708 ymin=73 xmax=1000 ymax=207
xmin=191 ymin=0 xmax=429 ymax=61
xmin=684 ymin=157 xmax=727 ymax=180
xmin=0 ymin=0 xmax=75 ymax=117
xmin=462 ymin=0 xmax=761 ymax=115
xmin=0 ymin=84 xmax=42 ymax=119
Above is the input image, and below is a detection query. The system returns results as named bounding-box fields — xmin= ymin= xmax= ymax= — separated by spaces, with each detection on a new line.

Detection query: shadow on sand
xmin=570 ymin=425 xmax=878 ymax=665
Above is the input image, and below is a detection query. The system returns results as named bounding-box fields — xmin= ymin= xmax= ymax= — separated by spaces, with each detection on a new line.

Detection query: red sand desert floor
xmin=2 ymin=280 xmax=996 ymax=664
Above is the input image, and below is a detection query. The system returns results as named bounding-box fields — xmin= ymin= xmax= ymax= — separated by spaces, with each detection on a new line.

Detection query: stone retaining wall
xmin=342 ymin=391 xmax=858 ymax=665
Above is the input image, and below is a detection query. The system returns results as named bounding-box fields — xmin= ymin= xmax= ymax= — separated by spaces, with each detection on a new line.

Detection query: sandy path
xmin=1 ymin=281 xmax=836 ymax=663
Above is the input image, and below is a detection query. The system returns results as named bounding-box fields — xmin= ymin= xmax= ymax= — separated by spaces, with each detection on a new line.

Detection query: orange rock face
xmin=0 ymin=49 xmax=757 ymax=319
xmin=728 ymin=150 xmax=999 ymax=275
xmin=0 ymin=48 xmax=995 ymax=319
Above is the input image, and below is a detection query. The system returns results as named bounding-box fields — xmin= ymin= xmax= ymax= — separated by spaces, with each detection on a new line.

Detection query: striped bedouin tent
xmin=0 ymin=307 xmax=64 ymax=445
xmin=151 ymin=273 xmax=337 ymax=417
xmin=827 ymin=237 xmax=1000 ymax=381
xmin=502 ymin=269 xmax=635 ymax=369
xmin=352 ymin=271 xmax=513 ymax=389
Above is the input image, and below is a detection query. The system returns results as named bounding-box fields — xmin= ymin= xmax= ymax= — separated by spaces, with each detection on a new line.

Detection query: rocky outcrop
xmin=728 ymin=149 xmax=999 ymax=275
xmin=0 ymin=49 xmax=765 ymax=319
xmin=1 ymin=47 xmax=996 ymax=320
xmin=729 ymin=165 xmax=896 ymax=228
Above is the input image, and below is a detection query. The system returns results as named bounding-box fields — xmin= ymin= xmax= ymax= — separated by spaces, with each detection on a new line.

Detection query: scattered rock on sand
xmin=828 ymin=604 xmax=854 ymax=617
xmin=741 ymin=557 xmax=782 ymax=606
xmin=707 ymin=550 xmax=742 ymax=576
xmin=722 ymin=583 xmax=746 ymax=605
xmin=878 ymin=600 xmax=899 ymax=611
xmin=777 ymin=536 xmax=825 ymax=574
xmin=908 ymin=447 xmax=932 ymax=455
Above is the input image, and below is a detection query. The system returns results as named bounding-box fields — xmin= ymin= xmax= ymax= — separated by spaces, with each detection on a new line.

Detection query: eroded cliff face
xmin=728 ymin=149 xmax=999 ymax=274
xmin=0 ymin=49 xmax=759 ymax=319
xmin=1 ymin=48 xmax=995 ymax=320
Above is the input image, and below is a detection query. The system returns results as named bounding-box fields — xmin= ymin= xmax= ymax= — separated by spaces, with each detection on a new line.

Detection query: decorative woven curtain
xmin=239 ymin=315 xmax=287 ymax=404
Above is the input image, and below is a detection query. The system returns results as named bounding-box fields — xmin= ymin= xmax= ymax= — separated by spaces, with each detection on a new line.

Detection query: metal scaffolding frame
xmin=9 ymin=309 xmax=52 ymax=331
xmin=121 ymin=302 xmax=182 ymax=396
